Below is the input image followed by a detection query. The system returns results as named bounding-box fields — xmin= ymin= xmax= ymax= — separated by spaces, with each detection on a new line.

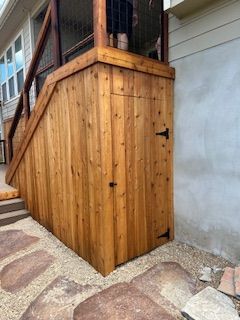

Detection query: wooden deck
xmin=6 ymin=47 xmax=174 ymax=275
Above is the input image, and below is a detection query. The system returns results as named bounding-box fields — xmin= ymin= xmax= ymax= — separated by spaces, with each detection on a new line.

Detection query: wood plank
xmin=6 ymin=82 xmax=57 ymax=184
xmin=165 ymin=78 xmax=174 ymax=240
xmin=111 ymin=94 xmax=128 ymax=265
xmin=97 ymin=64 xmax=115 ymax=275
xmin=84 ymin=65 xmax=101 ymax=268
xmin=97 ymin=47 xmax=175 ymax=80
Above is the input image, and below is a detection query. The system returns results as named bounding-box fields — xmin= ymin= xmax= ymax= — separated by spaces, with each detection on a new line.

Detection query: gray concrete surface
xmin=172 ymin=37 xmax=240 ymax=264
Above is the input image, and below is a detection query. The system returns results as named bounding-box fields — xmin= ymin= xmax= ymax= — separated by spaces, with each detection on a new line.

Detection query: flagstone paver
xmin=1 ymin=250 xmax=55 ymax=293
xmin=131 ymin=262 xmax=197 ymax=313
xmin=73 ymin=282 xmax=175 ymax=320
xmin=0 ymin=229 xmax=39 ymax=260
xmin=20 ymin=276 xmax=93 ymax=320
xmin=218 ymin=267 xmax=235 ymax=297
xmin=235 ymin=267 xmax=240 ymax=300
xmin=181 ymin=286 xmax=240 ymax=320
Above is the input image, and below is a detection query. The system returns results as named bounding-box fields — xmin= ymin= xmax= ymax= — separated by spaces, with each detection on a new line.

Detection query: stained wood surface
xmin=6 ymin=48 xmax=173 ymax=275
xmin=110 ymin=67 xmax=172 ymax=265
xmin=0 ymin=183 xmax=19 ymax=201
xmin=93 ymin=0 xmax=107 ymax=47
xmin=4 ymin=117 xmax=26 ymax=164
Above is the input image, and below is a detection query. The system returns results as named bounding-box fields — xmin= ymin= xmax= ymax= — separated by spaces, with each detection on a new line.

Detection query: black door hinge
xmin=156 ymin=128 xmax=169 ymax=140
xmin=109 ymin=182 xmax=117 ymax=187
xmin=157 ymin=228 xmax=170 ymax=239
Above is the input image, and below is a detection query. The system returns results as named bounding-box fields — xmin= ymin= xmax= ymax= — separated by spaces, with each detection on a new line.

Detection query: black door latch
xmin=109 ymin=182 xmax=117 ymax=187
xmin=156 ymin=128 xmax=169 ymax=140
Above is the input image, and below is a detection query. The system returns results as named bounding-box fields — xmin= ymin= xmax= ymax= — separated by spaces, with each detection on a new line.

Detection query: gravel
xmin=0 ymin=217 xmax=239 ymax=320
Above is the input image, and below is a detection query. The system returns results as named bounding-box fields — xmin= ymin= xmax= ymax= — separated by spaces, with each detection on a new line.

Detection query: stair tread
xmin=0 ymin=198 xmax=24 ymax=206
xmin=0 ymin=186 xmax=19 ymax=201
xmin=0 ymin=209 xmax=29 ymax=219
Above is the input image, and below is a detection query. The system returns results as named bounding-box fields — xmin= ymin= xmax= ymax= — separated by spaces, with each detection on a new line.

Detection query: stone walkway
xmin=0 ymin=217 xmax=239 ymax=319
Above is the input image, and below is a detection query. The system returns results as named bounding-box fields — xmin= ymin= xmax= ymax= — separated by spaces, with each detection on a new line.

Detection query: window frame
xmin=0 ymin=31 xmax=26 ymax=103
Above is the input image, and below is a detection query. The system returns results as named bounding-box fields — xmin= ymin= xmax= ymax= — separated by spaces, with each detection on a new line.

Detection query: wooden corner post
xmin=93 ymin=0 xmax=107 ymax=47
xmin=51 ymin=0 xmax=62 ymax=68
xmin=161 ymin=0 xmax=169 ymax=64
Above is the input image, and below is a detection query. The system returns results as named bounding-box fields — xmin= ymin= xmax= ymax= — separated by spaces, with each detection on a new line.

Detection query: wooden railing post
xmin=93 ymin=0 xmax=107 ymax=47
xmin=8 ymin=137 xmax=13 ymax=162
xmin=51 ymin=0 xmax=62 ymax=69
xmin=161 ymin=0 xmax=169 ymax=64
xmin=23 ymin=90 xmax=30 ymax=121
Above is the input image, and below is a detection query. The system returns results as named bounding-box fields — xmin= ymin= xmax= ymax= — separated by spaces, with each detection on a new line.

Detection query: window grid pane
xmin=2 ymin=83 xmax=7 ymax=102
xmin=15 ymin=36 xmax=24 ymax=71
xmin=8 ymin=76 xmax=15 ymax=98
xmin=7 ymin=47 xmax=14 ymax=77
xmin=17 ymin=69 xmax=24 ymax=93
xmin=0 ymin=56 xmax=6 ymax=84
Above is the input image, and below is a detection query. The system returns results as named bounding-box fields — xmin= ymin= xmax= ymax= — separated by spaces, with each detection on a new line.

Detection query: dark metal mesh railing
xmin=8 ymin=0 xmax=168 ymax=161
xmin=107 ymin=0 xmax=165 ymax=61
xmin=59 ymin=0 xmax=94 ymax=62
xmin=0 ymin=140 xmax=6 ymax=164
xmin=33 ymin=0 xmax=94 ymax=93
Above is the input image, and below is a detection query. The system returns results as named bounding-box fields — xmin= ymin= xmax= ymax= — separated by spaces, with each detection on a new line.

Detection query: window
xmin=0 ymin=34 xmax=25 ymax=102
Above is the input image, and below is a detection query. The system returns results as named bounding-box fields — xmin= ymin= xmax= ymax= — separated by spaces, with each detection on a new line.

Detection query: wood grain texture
xmin=111 ymin=68 xmax=173 ymax=265
xmin=4 ymin=117 xmax=26 ymax=164
xmin=6 ymin=48 xmax=174 ymax=275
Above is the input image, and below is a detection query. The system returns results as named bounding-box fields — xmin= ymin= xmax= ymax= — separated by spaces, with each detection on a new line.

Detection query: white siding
xmin=1 ymin=16 xmax=34 ymax=123
xmin=169 ymin=0 xmax=240 ymax=61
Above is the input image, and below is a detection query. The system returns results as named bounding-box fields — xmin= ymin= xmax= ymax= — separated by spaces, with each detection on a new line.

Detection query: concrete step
xmin=0 ymin=198 xmax=25 ymax=214
xmin=0 ymin=209 xmax=30 ymax=226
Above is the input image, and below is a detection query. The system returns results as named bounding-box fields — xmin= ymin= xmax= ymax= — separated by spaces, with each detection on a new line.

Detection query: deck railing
xmin=8 ymin=0 xmax=168 ymax=161
xmin=0 ymin=140 xmax=6 ymax=164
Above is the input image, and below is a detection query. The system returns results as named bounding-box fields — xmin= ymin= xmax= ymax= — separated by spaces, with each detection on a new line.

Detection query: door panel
xmin=111 ymin=94 xmax=169 ymax=265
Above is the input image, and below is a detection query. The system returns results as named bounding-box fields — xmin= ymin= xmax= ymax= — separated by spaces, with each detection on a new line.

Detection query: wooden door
xmin=111 ymin=94 xmax=171 ymax=266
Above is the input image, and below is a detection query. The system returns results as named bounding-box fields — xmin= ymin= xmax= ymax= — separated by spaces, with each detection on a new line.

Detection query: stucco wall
xmin=172 ymin=35 xmax=240 ymax=264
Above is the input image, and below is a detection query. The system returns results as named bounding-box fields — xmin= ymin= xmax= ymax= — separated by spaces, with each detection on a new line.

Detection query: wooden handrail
xmin=51 ymin=0 xmax=62 ymax=68
xmin=8 ymin=2 xmax=52 ymax=160
xmin=24 ymin=4 xmax=52 ymax=93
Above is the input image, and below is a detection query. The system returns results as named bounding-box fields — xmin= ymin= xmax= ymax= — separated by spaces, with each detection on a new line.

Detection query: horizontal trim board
xmin=169 ymin=0 xmax=240 ymax=47
xmin=169 ymin=18 xmax=240 ymax=61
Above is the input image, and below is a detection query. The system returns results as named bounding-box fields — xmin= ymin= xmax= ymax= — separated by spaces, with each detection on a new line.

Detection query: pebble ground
xmin=0 ymin=217 xmax=239 ymax=320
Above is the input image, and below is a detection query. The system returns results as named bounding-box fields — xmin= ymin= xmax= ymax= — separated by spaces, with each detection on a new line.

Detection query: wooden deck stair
xmin=0 ymin=185 xmax=29 ymax=226
xmin=0 ymin=183 xmax=19 ymax=201
xmin=0 ymin=198 xmax=29 ymax=226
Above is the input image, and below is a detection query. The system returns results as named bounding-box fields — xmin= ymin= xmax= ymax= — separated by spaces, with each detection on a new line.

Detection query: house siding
xmin=1 ymin=16 xmax=34 ymax=124
xmin=171 ymin=0 xmax=240 ymax=263
xmin=169 ymin=0 xmax=240 ymax=61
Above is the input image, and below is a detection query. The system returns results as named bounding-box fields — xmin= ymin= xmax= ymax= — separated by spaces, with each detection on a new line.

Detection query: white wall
xmin=170 ymin=0 xmax=240 ymax=263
